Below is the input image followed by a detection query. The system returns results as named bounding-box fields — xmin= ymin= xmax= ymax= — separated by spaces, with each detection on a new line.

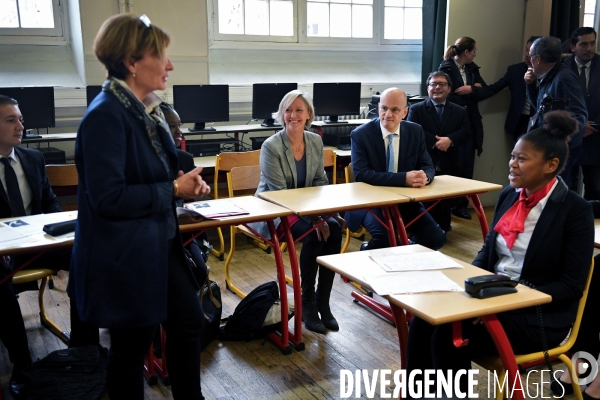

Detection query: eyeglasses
xmin=428 ymin=82 xmax=449 ymax=88
xmin=139 ymin=14 xmax=151 ymax=28
xmin=379 ymin=105 xmax=406 ymax=115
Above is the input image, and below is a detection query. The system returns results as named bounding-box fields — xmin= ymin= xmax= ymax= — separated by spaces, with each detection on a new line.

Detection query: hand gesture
xmin=406 ymin=170 xmax=428 ymax=188
xmin=584 ymin=122 xmax=598 ymax=137
xmin=175 ymin=166 xmax=211 ymax=199
xmin=435 ymin=136 xmax=452 ymax=152
xmin=454 ymin=85 xmax=473 ymax=95
xmin=524 ymin=68 xmax=536 ymax=85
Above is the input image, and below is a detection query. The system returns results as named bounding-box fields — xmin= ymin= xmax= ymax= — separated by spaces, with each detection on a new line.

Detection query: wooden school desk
xmin=257 ymin=182 xmax=412 ymax=247
xmin=316 ymin=245 xmax=551 ymax=400
xmin=0 ymin=211 xmax=77 ymax=284
xmin=381 ymin=175 xmax=503 ymax=241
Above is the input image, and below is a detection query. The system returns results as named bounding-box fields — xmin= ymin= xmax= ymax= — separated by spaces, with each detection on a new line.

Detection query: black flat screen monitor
xmin=0 ymin=86 xmax=55 ymax=138
xmin=252 ymin=83 xmax=298 ymax=127
xmin=173 ymin=84 xmax=229 ymax=132
xmin=313 ymin=82 xmax=361 ymax=123
xmin=86 ymin=85 xmax=102 ymax=106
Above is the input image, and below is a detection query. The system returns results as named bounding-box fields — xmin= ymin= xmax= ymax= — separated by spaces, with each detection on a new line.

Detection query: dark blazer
xmin=69 ymin=90 xmax=195 ymax=328
xmin=527 ymin=62 xmax=587 ymax=149
xmin=406 ymin=99 xmax=470 ymax=175
xmin=0 ymin=147 xmax=61 ymax=218
xmin=478 ymin=61 xmax=530 ymax=135
xmin=473 ymin=178 xmax=594 ymax=329
xmin=439 ymin=60 xmax=487 ymax=153
xmin=564 ymin=54 xmax=600 ymax=165
xmin=347 ymin=119 xmax=434 ymax=231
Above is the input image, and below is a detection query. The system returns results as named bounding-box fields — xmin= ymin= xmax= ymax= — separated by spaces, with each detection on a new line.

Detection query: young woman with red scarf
xmin=405 ymin=110 xmax=594 ymax=396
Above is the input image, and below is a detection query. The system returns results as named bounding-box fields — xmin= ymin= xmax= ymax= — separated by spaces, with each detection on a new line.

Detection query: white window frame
xmin=209 ymin=0 xmax=422 ymax=50
xmin=0 ymin=0 xmax=67 ymax=45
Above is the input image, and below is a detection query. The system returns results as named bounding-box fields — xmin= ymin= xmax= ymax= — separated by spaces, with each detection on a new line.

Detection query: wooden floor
xmin=0 ymin=208 xmax=593 ymax=399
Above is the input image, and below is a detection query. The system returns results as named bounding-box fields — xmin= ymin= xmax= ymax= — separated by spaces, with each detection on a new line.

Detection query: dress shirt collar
xmin=380 ymin=121 xmax=400 ymax=139
xmin=453 ymin=59 xmax=465 ymax=72
xmin=575 ymin=58 xmax=592 ymax=70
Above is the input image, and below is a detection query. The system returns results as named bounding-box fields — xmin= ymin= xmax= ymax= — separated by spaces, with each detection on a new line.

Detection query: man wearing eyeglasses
xmin=407 ymin=72 xmax=471 ymax=232
xmin=347 ymin=87 xmax=446 ymax=251
xmin=525 ymin=36 xmax=587 ymax=188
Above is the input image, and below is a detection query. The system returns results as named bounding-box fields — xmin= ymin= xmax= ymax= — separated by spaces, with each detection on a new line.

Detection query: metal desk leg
xmin=481 ymin=315 xmax=525 ymax=400
xmin=467 ymin=194 xmax=489 ymax=241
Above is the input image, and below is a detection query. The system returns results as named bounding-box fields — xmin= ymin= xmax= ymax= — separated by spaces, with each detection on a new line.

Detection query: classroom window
xmin=583 ymin=0 xmax=596 ymax=29
xmin=0 ymin=0 xmax=64 ymax=40
xmin=217 ymin=0 xmax=294 ymax=36
xmin=211 ymin=0 xmax=422 ymax=46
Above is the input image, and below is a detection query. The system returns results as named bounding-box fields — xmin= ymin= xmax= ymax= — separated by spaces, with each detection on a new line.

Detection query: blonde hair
xmin=94 ymin=14 xmax=171 ymax=79
xmin=443 ymin=37 xmax=476 ymax=60
xmin=272 ymin=90 xmax=315 ymax=128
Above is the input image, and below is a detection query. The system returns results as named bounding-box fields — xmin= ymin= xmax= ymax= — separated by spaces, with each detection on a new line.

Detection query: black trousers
xmin=290 ymin=218 xmax=342 ymax=303
xmin=106 ymin=243 xmax=204 ymax=400
xmin=406 ymin=313 xmax=570 ymax=397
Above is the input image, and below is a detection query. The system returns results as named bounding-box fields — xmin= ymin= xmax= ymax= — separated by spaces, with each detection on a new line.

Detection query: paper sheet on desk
xmin=369 ymin=251 xmax=463 ymax=272
xmin=0 ymin=214 xmax=71 ymax=238
xmin=366 ymin=271 xmax=463 ymax=295
xmin=186 ymin=201 xmax=248 ymax=219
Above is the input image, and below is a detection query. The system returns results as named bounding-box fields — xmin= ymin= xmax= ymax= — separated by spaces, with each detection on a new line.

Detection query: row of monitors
xmin=0 ymin=83 xmax=361 ymax=133
xmin=87 ymin=82 xmax=362 ymax=131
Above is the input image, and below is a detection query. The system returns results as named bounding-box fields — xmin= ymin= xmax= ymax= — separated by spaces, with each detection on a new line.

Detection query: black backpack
xmin=219 ymin=281 xmax=283 ymax=341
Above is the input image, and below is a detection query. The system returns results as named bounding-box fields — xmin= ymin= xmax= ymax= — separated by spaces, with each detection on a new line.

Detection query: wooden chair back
xmin=46 ymin=164 xmax=78 ymax=187
xmin=227 ymin=165 xmax=262 ymax=197
xmin=214 ymin=150 xmax=261 ymax=199
xmin=323 ymin=148 xmax=337 ymax=184
xmin=345 ymin=163 xmax=354 ymax=183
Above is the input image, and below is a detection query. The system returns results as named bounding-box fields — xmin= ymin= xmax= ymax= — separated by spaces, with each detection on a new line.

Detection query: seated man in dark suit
xmin=347 ymin=88 xmax=446 ymax=250
xmin=407 ymin=72 xmax=471 ymax=232
xmin=0 ymin=94 xmax=66 ymax=398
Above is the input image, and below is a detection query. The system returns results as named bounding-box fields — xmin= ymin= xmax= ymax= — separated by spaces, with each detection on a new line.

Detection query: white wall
xmin=446 ymin=0 xmax=527 ymax=206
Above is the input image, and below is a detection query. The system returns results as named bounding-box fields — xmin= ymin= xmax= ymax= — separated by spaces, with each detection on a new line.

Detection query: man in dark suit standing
xmin=564 ymin=27 xmax=600 ymax=200
xmin=525 ymin=36 xmax=587 ymax=187
xmin=347 ymin=88 xmax=446 ymax=250
xmin=0 ymin=94 xmax=65 ymax=398
xmin=407 ymin=72 xmax=471 ymax=232
xmin=478 ymin=36 xmax=540 ymax=142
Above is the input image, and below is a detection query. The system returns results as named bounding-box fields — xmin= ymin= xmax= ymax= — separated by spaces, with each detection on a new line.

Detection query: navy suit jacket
xmin=473 ymin=178 xmax=593 ymax=329
xmin=564 ymin=54 xmax=600 ymax=165
xmin=527 ymin=62 xmax=587 ymax=149
xmin=478 ymin=61 xmax=530 ymax=134
xmin=0 ymin=147 xmax=61 ymax=219
xmin=69 ymin=90 xmax=195 ymax=328
xmin=406 ymin=99 xmax=470 ymax=175
xmin=347 ymin=119 xmax=434 ymax=231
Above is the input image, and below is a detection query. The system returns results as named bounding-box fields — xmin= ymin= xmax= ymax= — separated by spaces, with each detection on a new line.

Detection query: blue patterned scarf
xmin=102 ymin=78 xmax=171 ymax=175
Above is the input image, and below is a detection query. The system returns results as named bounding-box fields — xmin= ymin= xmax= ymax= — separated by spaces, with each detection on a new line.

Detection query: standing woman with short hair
xmin=69 ymin=14 xmax=210 ymax=400
xmin=439 ymin=37 xmax=487 ymax=220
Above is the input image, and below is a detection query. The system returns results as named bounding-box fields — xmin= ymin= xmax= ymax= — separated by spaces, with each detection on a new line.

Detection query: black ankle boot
xmin=316 ymin=291 xmax=339 ymax=331
xmin=302 ymin=301 xmax=326 ymax=334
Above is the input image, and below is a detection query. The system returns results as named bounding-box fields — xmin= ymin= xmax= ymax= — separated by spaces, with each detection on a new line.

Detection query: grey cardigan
xmin=251 ymin=128 xmax=328 ymax=239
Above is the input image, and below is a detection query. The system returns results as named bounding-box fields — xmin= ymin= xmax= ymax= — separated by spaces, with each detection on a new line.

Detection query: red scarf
xmin=494 ymin=178 xmax=556 ymax=249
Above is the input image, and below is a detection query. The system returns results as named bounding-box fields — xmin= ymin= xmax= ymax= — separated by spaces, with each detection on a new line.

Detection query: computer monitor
xmin=252 ymin=83 xmax=298 ymax=127
xmin=86 ymin=85 xmax=102 ymax=106
xmin=313 ymin=82 xmax=361 ymax=123
xmin=0 ymin=87 xmax=55 ymax=139
xmin=173 ymin=84 xmax=229 ymax=132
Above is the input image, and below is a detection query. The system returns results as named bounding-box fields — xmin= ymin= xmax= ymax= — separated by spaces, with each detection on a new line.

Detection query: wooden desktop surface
xmin=317 ymin=245 xmax=551 ymax=326
xmin=179 ymin=195 xmax=292 ymax=232
xmin=257 ymin=182 xmax=410 ymax=216
xmin=381 ymin=175 xmax=503 ymax=202
xmin=0 ymin=211 xmax=77 ymax=256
